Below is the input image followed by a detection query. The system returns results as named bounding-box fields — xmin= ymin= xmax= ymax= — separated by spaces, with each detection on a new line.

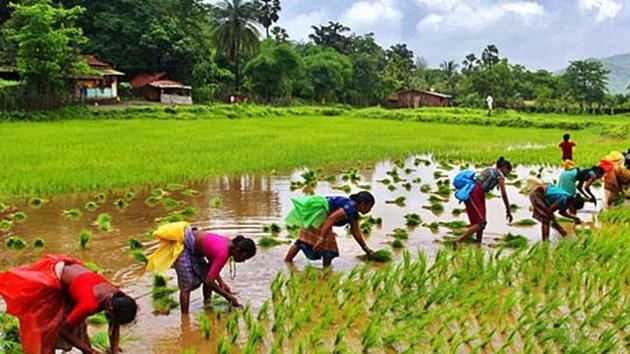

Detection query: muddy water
xmin=0 ymin=156 xmax=606 ymax=353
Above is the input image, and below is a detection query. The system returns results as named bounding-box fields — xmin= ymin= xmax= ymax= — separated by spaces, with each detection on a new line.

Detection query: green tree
xmin=255 ymin=0 xmax=281 ymax=38
xmin=299 ymin=49 xmax=352 ymax=103
xmin=384 ymin=43 xmax=415 ymax=90
xmin=244 ymin=40 xmax=301 ymax=102
xmin=309 ymin=21 xmax=353 ymax=54
xmin=271 ymin=26 xmax=289 ymax=43
xmin=481 ymin=44 xmax=499 ymax=66
xmin=2 ymin=0 xmax=89 ymax=96
xmin=439 ymin=60 xmax=459 ymax=92
xmin=211 ymin=0 xmax=260 ymax=93
xmin=462 ymin=53 xmax=480 ymax=74
xmin=563 ymin=60 xmax=609 ymax=112
xmin=467 ymin=59 xmax=515 ymax=107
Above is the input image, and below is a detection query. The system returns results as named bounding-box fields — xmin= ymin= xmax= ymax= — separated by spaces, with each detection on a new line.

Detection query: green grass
xmin=0 ymin=106 xmax=628 ymax=197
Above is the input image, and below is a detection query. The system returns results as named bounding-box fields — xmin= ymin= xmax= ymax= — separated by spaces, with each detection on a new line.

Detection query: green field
xmin=1 ymin=105 xmax=629 ymax=197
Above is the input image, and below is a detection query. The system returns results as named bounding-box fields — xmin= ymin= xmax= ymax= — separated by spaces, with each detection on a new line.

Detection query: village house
xmin=130 ymin=72 xmax=192 ymax=105
xmin=387 ymin=89 xmax=453 ymax=108
xmin=70 ymin=55 xmax=125 ymax=102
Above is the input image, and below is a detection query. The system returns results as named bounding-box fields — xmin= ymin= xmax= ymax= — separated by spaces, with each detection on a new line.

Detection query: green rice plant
xmin=145 ymin=195 xmax=161 ymax=207
xmin=127 ymin=238 xmax=143 ymax=250
xmin=94 ymin=213 xmax=112 ymax=231
xmin=152 ymin=274 xmax=167 ymax=288
xmin=598 ymin=207 xmax=630 ymax=224
xmin=150 ymin=188 xmax=169 ymax=198
xmin=29 ymin=197 xmax=48 ymax=208
xmin=85 ymin=262 xmax=103 ymax=273
xmin=435 ymin=184 xmax=452 ymax=197
xmin=392 ymin=228 xmax=409 ymax=240
xmin=210 ymin=197 xmax=223 ymax=208
xmin=291 ymin=169 xmax=318 ymax=193
xmin=179 ymin=207 xmax=197 ymax=218
xmin=131 ymin=250 xmax=148 ymax=264
xmin=423 ymin=202 xmax=444 ymax=214
xmin=79 ymin=228 xmax=92 ymax=249
xmin=32 ymin=237 xmax=45 ymax=248
xmin=391 ymin=239 xmax=404 ymax=249
xmin=387 ymin=184 xmax=397 ymax=191
xmin=429 ymin=195 xmax=447 ymax=204
xmin=0 ymin=219 xmax=12 ymax=231
xmin=85 ymin=201 xmax=99 ymax=211
xmin=87 ymin=312 xmax=108 ymax=325
xmin=217 ymin=335 xmax=232 ymax=354
xmin=510 ymin=203 xmax=520 ymax=212
xmin=433 ymin=171 xmax=447 ymax=179
xmin=440 ymin=220 xmax=468 ymax=230
xmin=377 ymin=178 xmax=391 ymax=185
xmin=11 ymin=211 xmax=27 ymax=223
xmin=181 ymin=189 xmax=198 ymax=197
xmin=358 ymin=184 xmax=372 ymax=190
xmin=94 ymin=192 xmax=107 ymax=204
xmin=498 ymin=233 xmax=529 ymax=248
xmin=425 ymin=222 xmax=440 ymax=232
xmin=404 ymin=168 xmax=415 ymax=174
xmin=113 ymin=198 xmax=128 ymax=210
xmin=258 ymin=237 xmax=284 ymax=248
xmin=5 ymin=236 xmax=26 ymax=249
xmin=324 ymin=174 xmax=337 ymax=183
xmin=161 ymin=197 xmax=181 ymax=209
xmin=452 ymin=208 xmax=465 ymax=217
xmin=341 ymin=168 xmax=361 ymax=183
xmin=333 ymin=184 xmax=352 ymax=194
xmin=512 ymin=218 xmax=537 ymax=227
xmin=262 ymin=223 xmax=282 ymax=234
xmin=385 ymin=196 xmax=406 ymax=207
xmin=360 ymin=220 xmax=373 ymax=235
xmin=401 ymin=182 xmax=413 ymax=191
xmin=124 ymin=191 xmax=137 ymax=201
xmin=196 ymin=312 xmax=212 ymax=340
xmin=359 ymin=249 xmax=392 ymax=262
xmin=414 ymin=158 xmax=431 ymax=166
xmin=155 ymin=213 xmax=184 ymax=224
xmin=420 ymin=184 xmax=431 ymax=193
xmin=166 ymin=183 xmax=185 ymax=191
xmin=90 ymin=330 xmax=132 ymax=351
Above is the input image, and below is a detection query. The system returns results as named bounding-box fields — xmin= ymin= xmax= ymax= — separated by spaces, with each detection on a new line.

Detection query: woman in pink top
xmin=173 ymin=226 xmax=256 ymax=314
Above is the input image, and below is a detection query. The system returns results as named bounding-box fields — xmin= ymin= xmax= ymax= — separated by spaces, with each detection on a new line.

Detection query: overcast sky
xmin=210 ymin=0 xmax=630 ymax=70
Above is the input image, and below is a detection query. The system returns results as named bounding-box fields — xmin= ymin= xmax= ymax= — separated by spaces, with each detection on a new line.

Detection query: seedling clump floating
xmin=29 ymin=197 xmax=48 ymax=208
xmin=32 ymin=237 xmax=45 ymax=248
xmin=85 ymin=201 xmax=99 ymax=212
xmin=5 ymin=236 xmax=26 ymax=249
xmin=258 ymin=236 xmax=284 ymax=248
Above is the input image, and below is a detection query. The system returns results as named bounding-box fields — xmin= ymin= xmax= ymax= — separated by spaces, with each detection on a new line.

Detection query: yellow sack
xmin=563 ymin=160 xmax=577 ymax=170
xmin=146 ymin=221 xmax=190 ymax=274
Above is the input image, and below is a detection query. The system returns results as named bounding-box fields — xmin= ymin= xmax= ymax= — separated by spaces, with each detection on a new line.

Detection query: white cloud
xmin=416 ymin=1 xmax=545 ymax=32
xmin=278 ymin=9 xmax=330 ymax=41
xmin=579 ymin=0 xmax=623 ymax=22
xmin=341 ymin=0 xmax=403 ymax=28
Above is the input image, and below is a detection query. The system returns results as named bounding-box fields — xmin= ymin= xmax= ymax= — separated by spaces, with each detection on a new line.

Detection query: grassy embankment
xmin=1 ymin=105 xmax=628 ymax=197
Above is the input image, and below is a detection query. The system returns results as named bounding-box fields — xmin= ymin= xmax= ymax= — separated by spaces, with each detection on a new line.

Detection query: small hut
xmin=130 ymin=72 xmax=192 ymax=105
xmin=70 ymin=55 xmax=125 ymax=102
xmin=387 ymin=89 xmax=452 ymax=108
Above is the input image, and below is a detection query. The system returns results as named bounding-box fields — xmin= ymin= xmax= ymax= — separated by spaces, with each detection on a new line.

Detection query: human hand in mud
xmin=228 ymin=294 xmax=242 ymax=308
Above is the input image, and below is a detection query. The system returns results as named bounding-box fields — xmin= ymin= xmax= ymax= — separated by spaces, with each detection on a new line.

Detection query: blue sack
xmin=453 ymin=170 xmax=476 ymax=202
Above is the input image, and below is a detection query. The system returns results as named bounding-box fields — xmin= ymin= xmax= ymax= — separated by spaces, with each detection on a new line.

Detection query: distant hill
xmin=599 ymin=53 xmax=630 ymax=94
xmin=556 ymin=53 xmax=630 ymax=94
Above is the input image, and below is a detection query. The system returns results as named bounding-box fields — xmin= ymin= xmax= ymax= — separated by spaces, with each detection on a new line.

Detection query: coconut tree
xmin=211 ymin=0 xmax=260 ymax=93
xmin=440 ymin=60 xmax=459 ymax=91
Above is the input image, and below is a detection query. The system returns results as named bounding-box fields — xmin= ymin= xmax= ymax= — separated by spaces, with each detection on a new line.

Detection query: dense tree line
xmin=0 ymin=0 xmax=628 ymax=112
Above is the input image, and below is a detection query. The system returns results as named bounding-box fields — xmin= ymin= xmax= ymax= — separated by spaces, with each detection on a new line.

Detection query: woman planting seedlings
xmin=146 ymin=222 xmax=257 ymax=314
xmin=556 ymin=165 xmax=604 ymax=205
xmin=529 ymin=184 xmax=585 ymax=241
xmin=0 ymin=254 xmax=137 ymax=354
xmin=453 ymin=157 xmax=514 ymax=245
xmin=284 ymin=192 xmax=375 ymax=267
xmin=599 ymin=151 xmax=630 ymax=207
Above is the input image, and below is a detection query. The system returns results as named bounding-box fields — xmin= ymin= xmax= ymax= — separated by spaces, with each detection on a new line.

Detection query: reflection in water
xmin=0 ymin=156 xmax=610 ymax=353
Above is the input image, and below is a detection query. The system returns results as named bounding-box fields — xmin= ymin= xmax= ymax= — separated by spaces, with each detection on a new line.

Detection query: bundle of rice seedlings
xmin=131 ymin=251 xmax=148 ymax=264
xmin=385 ymin=196 xmax=406 ymax=207
xmin=258 ymin=237 xmax=284 ymax=248
xmin=11 ymin=211 xmax=27 ymax=223
xmin=79 ymin=228 xmax=92 ymax=249
xmin=166 ymin=183 xmax=185 ymax=191
xmin=196 ymin=312 xmax=212 ymax=340
xmin=62 ymin=208 xmax=83 ymax=220
xmin=512 ymin=218 xmax=537 ymax=227
xmin=161 ymin=197 xmax=181 ymax=209
xmin=5 ymin=236 xmax=26 ymax=249
xmin=0 ymin=219 xmax=13 ymax=231
xmin=32 ymin=237 xmax=45 ymax=248
xmin=113 ymin=198 xmax=128 ymax=210
xmin=210 ymin=197 xmax=223 ymax=208
xmin=359 ymin=249 xmax=392 ymax=262
xmin=94 ymin=213 xmax=112 ymax=232
xmin=181 ymin=189 xmax=199 ymax=197
xmin=498 ymin=233 xmax=528 ymax=248
xmin=392 ymin=228 xmax=409 ymax=240
xmin=262 ymin=223 xmax=282 ymax=234
xmin=94 ymin=193 xmax=107 ymax=204
xmin=84 ymin=201 xmax=99 ymax=212
xmin=127 ymin=238 xmax=143 ymax=250
xmin=29 ymin=197 xmax=48 ymax=208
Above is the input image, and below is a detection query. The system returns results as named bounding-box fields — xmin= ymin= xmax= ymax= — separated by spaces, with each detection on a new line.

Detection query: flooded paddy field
xmin=0 ymin=155 xmax=612 ymax=353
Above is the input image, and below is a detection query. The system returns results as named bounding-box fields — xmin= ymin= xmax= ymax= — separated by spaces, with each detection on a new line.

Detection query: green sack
xmin=285 ymin=195 xmax=330 ymax=229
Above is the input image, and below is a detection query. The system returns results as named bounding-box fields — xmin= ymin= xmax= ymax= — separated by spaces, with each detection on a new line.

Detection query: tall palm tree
xmin=440 ymin=60 xmax=459 ymax=91
xmin=211 ymin=0 xmax=260 ymax=93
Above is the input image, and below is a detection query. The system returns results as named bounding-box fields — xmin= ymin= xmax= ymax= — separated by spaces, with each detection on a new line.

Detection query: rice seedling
xmin=258 ymin=237 xmax=285 ymax=248
xmin=425 ymin=221 xmax=440 ymax=232
xmin=79 ymin=228 xmax=92 ymax=249
xmin=113 ymin=198 xmax=128 ymax=210
xmin=151 ymin=274 xmax=178 ymax=314
xmin=498 ymin=233 xmax=529 ymax=248
xmin=11 ymin=211 xmax=27 ymax=223
xmin=435 ymin=184 xmax=452 ymax=197
xmin=598 ymin=207 xmax=630 ymax=223
xmin=210 ymin=197 xmax=223 ymax=208
xmin=359 ymin=249 xmax=392 ymax=262
xmin=150 ymin=188 xmax=169 ymax=198
xmin=90 ymin=330 xmax=133 ymax=351
xmin=423 ymin=203 xmax=444 ymax=214
xmin=429 ymin=195 xmax=448 ymax=204
xmin=87 ymin=312 xmax=108 ymax=325
xmin=84 ymin=201 xmax=99 ymax=211
xmin=161 ymin=197 xmax=181 ymax=209
xmin=263 ymin=223 xmax=282 ymax=234
xmin=155 ymin=213 xmax=184 ymax=224
xmin=420 ymin=184 xmax=431 ymax=193
xmin=85 ymin=262 xmax=103 ymax=273
xmin=28 ymin=197 xmax=48 ymax=208
xmin=166 ymin=183 xmax=185 ymax=191
xmin=385 ymin=196 xmax=406 ymax=207
xmin=94 ymin=213 xmax=113 ymax=231
xmin=324 ymin=174 xmax=337 ymax=183
xmin=32 ymin=237 xmax=45 ymax=248
xmin=0 ymin=219 xmax=12 ymax=231
xmin=124 ymin=191 xmax=137 ymax=201
xmin=341 ymin=168 xmax=361 ymax=183
xmin=144 ymin=195 xmax=161 ymax=207
xmin=387 ymin=184 xmax=397 ymax=192
xmin=440 ymin=220 xmax=468 ymax=230
xmin=414 ymin=158 xmax=431 ymax=166
xmin=512 ymin=218 xmax=537 ymax=227
xmin=404 ymin=213 xmax=422 ymax=227
xmin=404 ymin=167 xmax=415 ymax=174
xmin=392 ymin=228 xmax=409 ymax=240
xmin=291 ymin=169 xmax=318 ymax=193
xmin=510 ymin=203 xmax=520 ymax=212
xmin=131 ymin=250 xmax=148 ymax=264
xmin=5 ymin=236 xmax=26 ymax=249
xmin=402 ymin=182 xmax=412 ymax=191
xmin=358 ymin=184 xmax=372 ymax=190
xmin=333 ymin=184 xmax=352 ymax=194
xmin=94 ymin=192 xmax=107 ymax=203
xmin=377 ymin=178 xmax=391 ymax=185
xmin=390 ymin=239 xmax=404 ymax=249
xmin=433 ymin=171 xmax=447 ymax=179
xmin=452 ymin=208 xmax=465 ymax=217
xmin=181 ymin=188 xmax=198 ymax=197
xmin=360 ymin=220 xmax=374 ymax=235
xmin=127 ymin=238 xmax=143 ymax=250
xmin=196 ymin=312 xmax=212 ymax=340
